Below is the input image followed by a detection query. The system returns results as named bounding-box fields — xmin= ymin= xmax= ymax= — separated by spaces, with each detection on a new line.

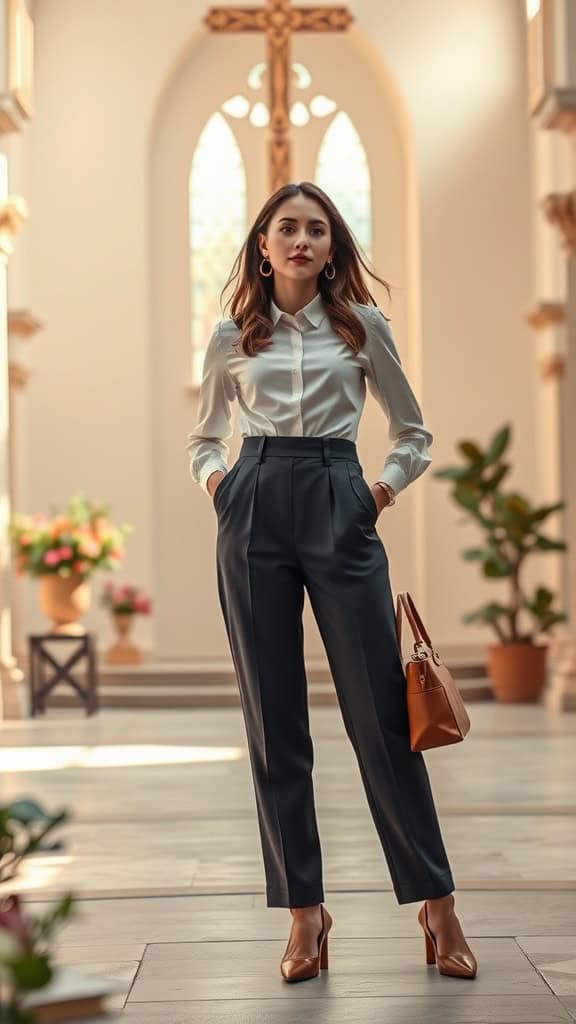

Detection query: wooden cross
xmin=204 ymin=0 xmax=354 ymax=193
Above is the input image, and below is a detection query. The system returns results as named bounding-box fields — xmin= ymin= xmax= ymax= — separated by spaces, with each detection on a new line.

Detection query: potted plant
xmin=7 ymin=491 xmax=132 ymax=635
xmin=0 ymin=799 xmax=76 ymax=1023
xmin=100 ymin=582 xmax=152 ymax=665
xmin=433 ymin=424 xmax=567 ymax=702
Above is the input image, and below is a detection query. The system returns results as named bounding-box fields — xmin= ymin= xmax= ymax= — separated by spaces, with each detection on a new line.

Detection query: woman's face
xmin=258 ymin=194 xmax=333 ymax=284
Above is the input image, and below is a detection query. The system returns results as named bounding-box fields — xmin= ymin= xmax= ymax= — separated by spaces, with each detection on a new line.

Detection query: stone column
xmin=546 ymin=252 xmax=576 ymax=711
xmin=0 ymin=168 xmax=28 ymax=721
xmin=525 ymin=0 xmax=576 ymax=709
xmin=7 ymin=313 xmax=40 ymax=664
xmin=0 ymin=0 xmax=34 ymax=720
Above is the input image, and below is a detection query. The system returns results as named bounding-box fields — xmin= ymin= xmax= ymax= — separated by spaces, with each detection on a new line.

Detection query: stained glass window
xmin=189 ymin=113 xmax=247 ymax=384
xmin=315 ymin=111 xmax=372 ymax=259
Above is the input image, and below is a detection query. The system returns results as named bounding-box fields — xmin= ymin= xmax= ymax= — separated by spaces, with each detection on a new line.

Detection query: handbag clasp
xmin=412 ymin=641 xmax=428 ymax=662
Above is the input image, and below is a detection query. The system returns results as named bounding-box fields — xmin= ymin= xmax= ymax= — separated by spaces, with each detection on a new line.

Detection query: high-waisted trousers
xmin=214 ymin=434 xmax=455 ymax=907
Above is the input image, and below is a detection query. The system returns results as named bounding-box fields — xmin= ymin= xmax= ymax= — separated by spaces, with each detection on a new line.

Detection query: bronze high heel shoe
xmin=280 ymin=904 xmax=333 ymax=982
xmin=417 ymin=901 xmax=477 ymax=979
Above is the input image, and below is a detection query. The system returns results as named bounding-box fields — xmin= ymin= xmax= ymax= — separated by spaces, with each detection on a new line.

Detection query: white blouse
xmin=185 ymin=291 xmax=433 ymax=498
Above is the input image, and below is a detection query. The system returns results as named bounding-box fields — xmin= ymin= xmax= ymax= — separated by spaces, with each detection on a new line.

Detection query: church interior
xmin=1 ymin=0 xmax=576 ymax=1020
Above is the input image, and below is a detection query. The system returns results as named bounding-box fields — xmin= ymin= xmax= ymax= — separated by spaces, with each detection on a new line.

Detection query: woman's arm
xmin=185 ymin=321 xmax=236 ymax=496
xmin=365 ymin=306 xmax=433 ymax=496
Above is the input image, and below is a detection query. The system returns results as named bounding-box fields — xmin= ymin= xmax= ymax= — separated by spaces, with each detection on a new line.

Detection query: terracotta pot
xmin=38 ymin=573 xmax=91 ymax=634
xmin=105 ymin=612 xmax=143 ymax=665
xmin=487 ymin=642 xmax=548 ymax=702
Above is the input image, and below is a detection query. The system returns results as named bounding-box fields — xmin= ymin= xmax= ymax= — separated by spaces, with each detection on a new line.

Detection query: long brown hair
xmin=220 ymin=181 xmax=392 ymax=357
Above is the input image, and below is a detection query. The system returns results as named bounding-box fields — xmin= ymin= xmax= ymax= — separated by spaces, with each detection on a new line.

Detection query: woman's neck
xmin=271 ymin=280 xmax=318 ymax=315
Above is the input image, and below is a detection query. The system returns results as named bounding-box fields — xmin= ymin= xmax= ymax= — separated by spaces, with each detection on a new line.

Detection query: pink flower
xmin=0 ymin=894 xmax=34 ymax=946
xmin=44 ymin=550 xmax=61 ymax=566
xmin=58 ymin=546 xmax=73 ymax=559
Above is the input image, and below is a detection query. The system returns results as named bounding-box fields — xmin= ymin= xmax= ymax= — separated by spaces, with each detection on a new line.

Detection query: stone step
xmin=43 ymin=682 xmax=336 ymax=709
xmin=41 ymin=676 xmax=492 ymax=711
xmin=92 ymin=659 xmax=489 ymax=687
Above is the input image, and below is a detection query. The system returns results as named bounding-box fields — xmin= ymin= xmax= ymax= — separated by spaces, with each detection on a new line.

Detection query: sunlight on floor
xmin=0 ymin=745 xmax=246 ymax=772
xmin=5 ymin=857 xmax=78 ymax=893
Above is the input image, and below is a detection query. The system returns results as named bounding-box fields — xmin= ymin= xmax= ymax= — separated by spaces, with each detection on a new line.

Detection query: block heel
xmin=417 ymin=902 xmax=477 ymax=979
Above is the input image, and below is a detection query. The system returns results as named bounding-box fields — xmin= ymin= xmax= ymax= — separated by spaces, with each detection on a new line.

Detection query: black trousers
xmin=214 ymin=435 xmax=455 ymax=907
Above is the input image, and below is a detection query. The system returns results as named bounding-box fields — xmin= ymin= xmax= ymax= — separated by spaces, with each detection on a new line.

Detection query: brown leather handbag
xmin=395 ymin=591 xmax=471 ymax=751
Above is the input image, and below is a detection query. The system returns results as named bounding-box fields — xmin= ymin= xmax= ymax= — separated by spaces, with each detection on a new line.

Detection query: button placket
xmin=289 ymin=321 xmax=304 ymax=434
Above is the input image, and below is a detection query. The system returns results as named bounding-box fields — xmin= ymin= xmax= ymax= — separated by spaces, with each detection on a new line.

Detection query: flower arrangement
xmin=7 ymin=492 xmax=132 ymax=582
xmin=100 ymin=582 xmax=152 ymax=616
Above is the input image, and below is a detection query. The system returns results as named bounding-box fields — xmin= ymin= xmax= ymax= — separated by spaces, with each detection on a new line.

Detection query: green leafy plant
xmin=0 ymin=801 xmax=70 ymax=887
xmin=0 ymin=801 xmax=77 ymax=1021
xmin=0 ymin=892 xmax=77 ymax=1022
xmin=432 ymin=423 xmax=567 ymax=644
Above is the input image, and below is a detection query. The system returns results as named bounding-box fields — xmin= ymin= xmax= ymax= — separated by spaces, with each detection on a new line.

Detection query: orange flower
xmin=77 ymin=537 xmax=100 ymax=558
xmin=49 ymin=516 xmax=72 ymax=539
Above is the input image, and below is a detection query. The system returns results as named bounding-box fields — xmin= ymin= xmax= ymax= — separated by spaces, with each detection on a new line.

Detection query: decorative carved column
xmin=6 ymin=311 xmax=40 ymax=663
xmin=0 ymin=0 xmax=34 ymax=720
xmin=0 ymin=176 xmax=28 ymax=720
xmin=7 ymin=355 xmax=32 ymax=664
xmin=524 ymin=0 xmax=576 ymax=709
xmin=545 ymin=256 xmax=576 ymax=711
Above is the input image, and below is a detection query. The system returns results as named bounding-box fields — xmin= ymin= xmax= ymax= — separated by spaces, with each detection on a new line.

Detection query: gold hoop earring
xmin=324 ymin=260 xmax=336 ymax=280
xmin=259 ymin=256 xmax=273 ymax=278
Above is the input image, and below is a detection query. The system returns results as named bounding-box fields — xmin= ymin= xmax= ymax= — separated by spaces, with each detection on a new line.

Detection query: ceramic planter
xmin=38 ymin=573 xmax=91 ymax=634
xmin=105 ymin=612 xmax=143 ymax=665
xmin=487 ymin=642 xmax=548 ymax=702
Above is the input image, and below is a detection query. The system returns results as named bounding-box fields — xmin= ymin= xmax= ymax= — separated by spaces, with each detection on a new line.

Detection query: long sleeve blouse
xmin=185 ymin=291 xmax=433 ymax=497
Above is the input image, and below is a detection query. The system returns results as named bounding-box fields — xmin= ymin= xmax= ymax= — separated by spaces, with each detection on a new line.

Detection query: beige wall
xmin=20 ymin=0 xmax=537 ymax=664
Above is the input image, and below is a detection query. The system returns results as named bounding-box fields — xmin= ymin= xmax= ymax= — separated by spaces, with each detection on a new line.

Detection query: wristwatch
xmin=374 ymin=481 xmax=396 ymax=506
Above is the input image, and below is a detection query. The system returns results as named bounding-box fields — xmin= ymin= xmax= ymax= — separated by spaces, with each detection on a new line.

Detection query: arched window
xmin=189 ymin=113 xmax=247 ymax=384
xmin=315 ymin=111 xmax=372 ymax=259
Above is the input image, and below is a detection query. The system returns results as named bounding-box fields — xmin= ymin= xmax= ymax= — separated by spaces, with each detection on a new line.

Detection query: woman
xmin=186 ymin=181 xmax=477 ymax=983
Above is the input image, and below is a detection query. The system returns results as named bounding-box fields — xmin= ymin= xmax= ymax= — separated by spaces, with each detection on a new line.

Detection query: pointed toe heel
xmin=417 ymin=902 xmax=477 ymax=980
xmin=280 ymin=904 xmax=333 ymax=982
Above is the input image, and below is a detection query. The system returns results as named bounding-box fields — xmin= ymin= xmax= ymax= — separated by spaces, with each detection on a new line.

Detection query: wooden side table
xmin=27 ymin=633 xmax=99 ymax=716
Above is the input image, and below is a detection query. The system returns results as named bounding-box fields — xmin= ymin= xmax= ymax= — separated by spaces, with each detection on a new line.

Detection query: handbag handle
xmin=395 ymin=591 xmax=433 ymax=653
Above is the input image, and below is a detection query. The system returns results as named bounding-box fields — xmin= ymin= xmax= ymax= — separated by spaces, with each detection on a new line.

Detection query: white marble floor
xmin=1 ymin=701 xmax=576 ymax=1022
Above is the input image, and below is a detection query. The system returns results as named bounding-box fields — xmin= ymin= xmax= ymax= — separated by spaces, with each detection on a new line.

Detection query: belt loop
xmin=321 ymin=437 xmax=332 ymax=466
xmin=255 ymin=436 xmax=266 ymax=464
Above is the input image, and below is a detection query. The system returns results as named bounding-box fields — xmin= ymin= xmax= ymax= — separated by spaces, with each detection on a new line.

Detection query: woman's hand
xmin=370 ymin=483 xmax=393 ymax=517
xmin=207 ymin=470 xmax=225 ymax=499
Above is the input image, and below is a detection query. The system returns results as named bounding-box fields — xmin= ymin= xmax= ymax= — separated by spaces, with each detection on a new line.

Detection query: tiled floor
xmin=1 ymin=701 xmax=575 ymax=1022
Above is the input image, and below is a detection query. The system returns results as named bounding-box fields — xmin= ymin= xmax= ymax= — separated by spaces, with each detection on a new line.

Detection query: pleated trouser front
xmin=214 ymin=435 xmax=455 ymax=907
